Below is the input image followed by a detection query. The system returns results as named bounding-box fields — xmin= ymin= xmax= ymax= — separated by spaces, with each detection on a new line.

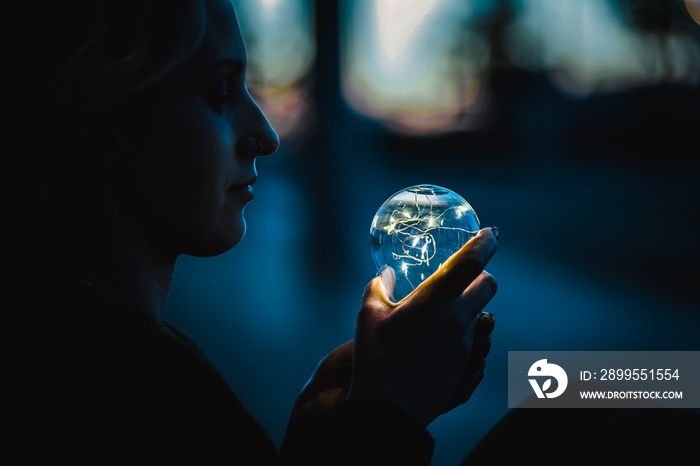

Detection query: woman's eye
xmin=217 ymin=82 xmax=235 ymax=102
xmin=209 ymin=71 xmax=246 ymax=110
xmin=215 ymin=76 xmax=244 ymax=104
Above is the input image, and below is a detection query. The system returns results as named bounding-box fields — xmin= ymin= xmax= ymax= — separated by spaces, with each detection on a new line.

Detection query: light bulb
xmin=370 ymin=185 xmax=480 ymax=302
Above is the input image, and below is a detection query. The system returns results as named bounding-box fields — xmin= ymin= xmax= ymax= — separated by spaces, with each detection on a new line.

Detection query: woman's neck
xmin=49 ymin=198 xmax=177 ymax=322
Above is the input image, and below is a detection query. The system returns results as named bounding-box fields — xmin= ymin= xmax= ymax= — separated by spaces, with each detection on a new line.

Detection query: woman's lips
xmin=229 ymin=184 xmax=254 ymax=201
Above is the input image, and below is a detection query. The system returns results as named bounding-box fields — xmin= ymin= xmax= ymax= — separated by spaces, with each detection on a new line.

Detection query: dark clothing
xmin=5 ymin=276 xmax=434 ymax=464
xmin=463 ymin=407 xmax=700 ymax=465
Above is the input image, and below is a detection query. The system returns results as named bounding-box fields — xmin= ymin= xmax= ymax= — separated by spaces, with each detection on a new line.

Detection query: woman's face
xmin=115 ymin=0 xmax=278 ymax=258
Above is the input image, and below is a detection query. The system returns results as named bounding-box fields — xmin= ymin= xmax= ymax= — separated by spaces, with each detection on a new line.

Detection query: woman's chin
xmin=184 ymin=220 xmax=246 ymax=258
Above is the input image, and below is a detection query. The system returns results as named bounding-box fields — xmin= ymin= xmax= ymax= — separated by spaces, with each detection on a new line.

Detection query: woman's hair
xmin=0 ymin=1 xmax=207 ymax=275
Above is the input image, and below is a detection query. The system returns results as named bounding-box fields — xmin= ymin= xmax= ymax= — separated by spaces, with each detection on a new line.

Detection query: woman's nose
xmin=238 ymin=96 xmax=280 ymax=159
xmin=257 ymin=127 xmax=279 ymax=156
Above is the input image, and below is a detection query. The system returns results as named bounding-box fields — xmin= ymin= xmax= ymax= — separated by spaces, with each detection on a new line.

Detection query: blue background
xmin=164 ymin=2 xmax=700 ymax=464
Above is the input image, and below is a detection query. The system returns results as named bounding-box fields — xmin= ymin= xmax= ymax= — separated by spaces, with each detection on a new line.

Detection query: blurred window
xmin=340 ymin=0 xmax=700 ymax=134
xmin=232 ymin=0 xmax=700 ymax=137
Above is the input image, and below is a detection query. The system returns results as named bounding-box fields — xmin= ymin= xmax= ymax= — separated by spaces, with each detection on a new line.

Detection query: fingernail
xmin=490 ymin=226 xmax=499 ymax=240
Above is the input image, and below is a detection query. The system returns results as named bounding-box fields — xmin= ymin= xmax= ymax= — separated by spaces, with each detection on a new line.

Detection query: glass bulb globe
xmin=370 ymin=184 xmax=480 ymax=302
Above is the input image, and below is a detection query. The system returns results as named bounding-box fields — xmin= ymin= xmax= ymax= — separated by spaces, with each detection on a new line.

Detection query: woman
xmin=2 ymin=1 xmax=498 ymax=464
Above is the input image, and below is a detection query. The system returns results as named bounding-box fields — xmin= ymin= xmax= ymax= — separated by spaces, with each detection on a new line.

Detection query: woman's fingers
xmin=475 ymin=310 xmax=495 ymax=338
xmin=449 ymin=312 xmax=495 ymax=409
xmin=361 ymin=272 xmax=396 ymax=313
xmin=448 ymin=371 xmax=485 ymax=412
xmin=456 ymin=271 xmax=498 ymax=320
xmin=378 ymin=265 xmax=397 ymax=300
xmin=313 ymin=340 xmax=354 ymax=379
xmin=413 ymin=228 xmax=498 ymax=306
xmin=291 ymin=340 xmax=354 ymax=415
xmin=471 ymin=312 xmax=494 ymax=370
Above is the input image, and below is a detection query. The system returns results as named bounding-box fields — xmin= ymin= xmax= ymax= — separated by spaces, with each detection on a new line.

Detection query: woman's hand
xmin=348 ymin=227 xmax=499 ymax=427
xmin=288 ymin=340 xmax=354 ymax=422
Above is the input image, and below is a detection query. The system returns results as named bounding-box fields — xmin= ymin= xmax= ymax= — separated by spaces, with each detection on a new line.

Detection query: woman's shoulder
xmin=4 ymin=273 xmax=158 ymax=357
xmin=4 ymin=273 xmax=279 ymax=463
xmin=4 ymin=274 xmax=159 ymax=393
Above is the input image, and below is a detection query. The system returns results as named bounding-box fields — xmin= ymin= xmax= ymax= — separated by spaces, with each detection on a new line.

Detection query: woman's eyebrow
xmin=204 ymin=58 xmax=245 ymax=74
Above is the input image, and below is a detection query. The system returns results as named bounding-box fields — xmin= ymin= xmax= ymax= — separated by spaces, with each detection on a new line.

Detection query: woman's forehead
xmin=198 ymin=0 xmax=246 ymax=64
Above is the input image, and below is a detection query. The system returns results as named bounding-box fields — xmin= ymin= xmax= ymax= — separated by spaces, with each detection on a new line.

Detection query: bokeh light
xmin=687 ymin=0 xmax=700 ymax=26
xmin=342 ymin=0 xmax=481 ymax=134
xmin=510 ymin=0 xmax=646 ymax=95
xmin=340 ymin=0 xmax=700 ymax=134
xmin=233 ymin=0 xmax=700 ymax=136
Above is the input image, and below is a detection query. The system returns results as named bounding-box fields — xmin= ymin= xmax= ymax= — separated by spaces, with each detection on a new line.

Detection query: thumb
xmin=379 ymin=265 xmax=397 ymax=302
xmin=361 ymin=265 xmax=396 ymax=311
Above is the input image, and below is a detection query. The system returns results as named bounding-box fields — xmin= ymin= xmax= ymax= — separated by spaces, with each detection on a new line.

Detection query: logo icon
xmin=528 ymin=359 xmax=568 ymax=399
